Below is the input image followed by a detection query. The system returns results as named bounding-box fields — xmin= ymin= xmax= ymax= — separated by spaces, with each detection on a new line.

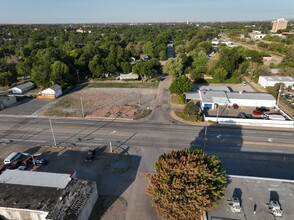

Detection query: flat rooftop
xmin=0 ymin=170 xmax=71 ymax=188
xmin=0 ymin=170 xmax=95 ymax=220
xmin=0 ymin=182 xmax=62 ymax=211
xmin=260 ymin=76 xmax=294 ymax=82
xmin=207 ymin=175 xmax=294 ymax=220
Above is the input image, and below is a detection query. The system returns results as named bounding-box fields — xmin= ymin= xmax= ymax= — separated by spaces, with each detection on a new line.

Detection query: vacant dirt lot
xmin=43 ymin=88 xmax=157 ymax=119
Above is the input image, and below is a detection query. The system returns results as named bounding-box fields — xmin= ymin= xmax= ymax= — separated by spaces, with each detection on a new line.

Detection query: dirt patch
xmin=43 ymin=88 xmax=157 ymax=119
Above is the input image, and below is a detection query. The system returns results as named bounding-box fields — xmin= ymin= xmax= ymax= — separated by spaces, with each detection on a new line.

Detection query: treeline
xmin=0 ymin=24 xmax=225 ymax=88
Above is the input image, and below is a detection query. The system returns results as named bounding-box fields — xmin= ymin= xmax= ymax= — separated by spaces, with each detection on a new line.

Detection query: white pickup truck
xmin=263 ymin=114 xmax=285 ymax=121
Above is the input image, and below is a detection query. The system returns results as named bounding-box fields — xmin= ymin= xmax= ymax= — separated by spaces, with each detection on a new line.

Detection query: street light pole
xmin=49 ymin=118 xmax=57 ymax=146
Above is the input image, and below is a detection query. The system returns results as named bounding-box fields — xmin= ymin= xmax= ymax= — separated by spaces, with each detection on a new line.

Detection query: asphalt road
xmin=0 ymin=116 xmax=293 ymax=179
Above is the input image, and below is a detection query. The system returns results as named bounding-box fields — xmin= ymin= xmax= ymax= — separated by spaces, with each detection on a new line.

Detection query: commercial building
xmin=0 ymin=170 xmax=98 ymax=220
xmin=258 ymin=76 xmax=294 ymax=88
xmin=11 ymin=82 xmax=35 ymax=94
xmin=271 ymin=18 xmax=288 ymax=33
xmin=207 ymin=175 xmax=294 ymax=220
xmin=185 ymin=90 xmax=276 ymax=110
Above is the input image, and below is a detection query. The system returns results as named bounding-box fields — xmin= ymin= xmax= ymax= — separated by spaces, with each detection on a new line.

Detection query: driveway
xmin=0 ymin=98 xmax=52 ymax=116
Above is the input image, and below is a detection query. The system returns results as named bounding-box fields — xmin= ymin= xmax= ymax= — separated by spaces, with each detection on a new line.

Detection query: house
xmin=249 ymin=32 xmax=266 ymax=39
xmin=258 ymin=76 xmax=294 ymax=88
xmin=39 ymin=84 xmax=62 ymax=99
xmin=0 ymin=170 xmax=98 ymax=220
xmin=11 ymin=82 xmax=35 ymax=94
xmin=0 ymin=95 xmax=17 ymax=110
xmin=119 ymin=72 xmax=139 ymax=80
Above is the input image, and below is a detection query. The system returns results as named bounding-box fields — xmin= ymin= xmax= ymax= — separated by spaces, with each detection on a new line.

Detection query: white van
xmin=4 ymin=152 xmax=22 ymax=164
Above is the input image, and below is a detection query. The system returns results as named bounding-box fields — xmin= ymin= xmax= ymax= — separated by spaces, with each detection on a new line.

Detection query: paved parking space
xmin=0 ymin=98 xmax=52 ymax=115
xmin=207 ymin=106 xmax=280 ymax=118
xmin=207 ymin=176 xmax=294 ymax=220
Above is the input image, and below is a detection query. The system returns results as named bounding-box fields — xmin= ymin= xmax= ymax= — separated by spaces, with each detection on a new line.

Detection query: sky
xmin=0 ymin=0 xmax=293 ymax=24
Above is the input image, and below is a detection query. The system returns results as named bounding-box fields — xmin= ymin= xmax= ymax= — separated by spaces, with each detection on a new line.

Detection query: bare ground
xmin=43 ymin=88 xmax=157 ymax=119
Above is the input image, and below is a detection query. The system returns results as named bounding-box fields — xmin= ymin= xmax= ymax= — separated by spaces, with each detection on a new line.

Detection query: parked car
xmin=238 ymin=112 xmax=247 ymax=118
xmin=85 ymin=149 xmax=95 ymax=162
xmin=32 ymin=158 xmax=48 ymax=165
xmin=21 ymin=156 xmax=32 ymax=166
xmin=256 ymin=107 xmax=269 ymax=112
xmin=232 ymin=103 xmax=239 ymax=109
xmin=246 ymin=114 xmax=253 ymax=118
xmin=17 ymin=165 xmax=27 ymax=170
xmin=253 ymin=110 xmax=264 ymax=115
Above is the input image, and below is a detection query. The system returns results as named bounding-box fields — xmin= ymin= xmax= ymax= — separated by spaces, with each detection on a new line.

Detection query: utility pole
xmin=276 ymin=84 xmax=282 ymax=106
xmin=216 ymin=104 xmax=220 ymax=124
xmin=49 ymin=118 xmax=57 ymax=146
xmin=204 ymin=126 xmax=207 ymax=151
xmin=80 ymin=96 xmax=85 ymax=117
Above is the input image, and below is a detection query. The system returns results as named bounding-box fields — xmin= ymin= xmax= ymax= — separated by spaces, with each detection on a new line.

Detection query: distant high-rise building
xmin=271 ymin=18 xmax=288 ymax=33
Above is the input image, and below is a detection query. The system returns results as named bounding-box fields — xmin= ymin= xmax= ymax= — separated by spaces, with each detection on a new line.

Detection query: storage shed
xmin=11 ymin=82 xmax=35 ymax=94
xmin=39 ymin=84 xmax=62 ymax=99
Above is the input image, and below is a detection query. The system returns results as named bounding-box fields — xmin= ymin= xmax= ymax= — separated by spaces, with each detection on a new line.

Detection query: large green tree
xmin=169 ymin=76 xmax=192 ymax=95
xmin=50 ymin=61 xmax=71 ymax=87
xmin=163 ymin=57 xmax=183 ymax=77
xmin=147 ymin=149 xmax=226 ymax=220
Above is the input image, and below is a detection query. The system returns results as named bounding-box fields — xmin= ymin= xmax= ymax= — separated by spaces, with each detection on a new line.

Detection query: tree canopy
xmin=169 ymin=76 xmax=192 ymax=95
xmin=147 ymin=149 xmax=226 ymax=220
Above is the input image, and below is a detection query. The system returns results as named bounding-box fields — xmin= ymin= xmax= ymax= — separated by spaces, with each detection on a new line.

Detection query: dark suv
xmin=256 ymin=107 xmax=269 ymax=112
xmin=85 ymin=149 xmax=95 ymax=162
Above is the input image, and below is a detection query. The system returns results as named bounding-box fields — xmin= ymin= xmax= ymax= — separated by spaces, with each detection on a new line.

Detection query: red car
xmin=253 ymin=110 xmax=264 ymax=115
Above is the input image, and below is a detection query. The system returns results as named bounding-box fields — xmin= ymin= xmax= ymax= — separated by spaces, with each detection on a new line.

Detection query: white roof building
xmin=258 ymin=76 xmax=294 ymax=88
xmin=0 ymin=170 xmax=98 ymax=220
xmin=11 ymin=82 xmax=35 ymax=94
xmin=186 ymin=90 xmax=276 ymax=110
xmin=119 ymin=72 xmax=139 ymax=80
xmin=40 ymin=84 xmax=62 ymax=99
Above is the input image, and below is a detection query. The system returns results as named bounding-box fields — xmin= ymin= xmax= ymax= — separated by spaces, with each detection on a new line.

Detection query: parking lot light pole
xmin=49 ymin=118 xmax=57 ymax=147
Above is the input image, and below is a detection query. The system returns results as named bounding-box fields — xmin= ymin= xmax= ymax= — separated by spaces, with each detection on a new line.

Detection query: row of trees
xmin=0 ymin=24 xmax=174 ymax=87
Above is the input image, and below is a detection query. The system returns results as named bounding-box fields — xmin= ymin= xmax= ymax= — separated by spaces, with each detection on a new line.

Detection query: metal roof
xmin=0 ymin=170 xmax=71 ymax=189
xmin=197 ymin=85 xmax=230 ymax=92
xmin=13 ymin=82 xmax=34 ymax=90
xmin=260 ymin=76 xmax=294 ymax=82
xmin=192 ymin=91 xmax=275 ymax=103
xmin=227 ymin=92 xmax=276 ymax=101
xmin=185 ymin=92 xmax=200 ymax=100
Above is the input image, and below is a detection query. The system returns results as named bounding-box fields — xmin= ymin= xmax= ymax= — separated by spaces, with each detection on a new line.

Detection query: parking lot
xmin=0 ymin=97 xmax=52 ymax=116
xmin=207 ymin=105 xmax=285 ymax=119
xmin=0 ymin=144 xmax=148 ymax=220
